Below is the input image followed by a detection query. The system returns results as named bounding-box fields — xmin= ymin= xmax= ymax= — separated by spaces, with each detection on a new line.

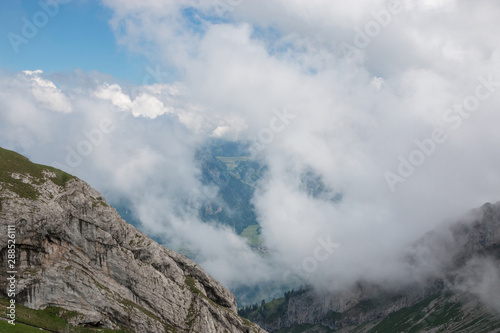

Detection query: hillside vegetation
xmin=0 ymin=147 xmax=74 ymax=200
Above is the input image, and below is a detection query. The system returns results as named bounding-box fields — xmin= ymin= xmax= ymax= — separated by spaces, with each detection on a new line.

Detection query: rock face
xmin=243 ymin=282 xmax=444 ymax=332
xmin=0 ymin=147 xmax=266 ymax=333
xmin=243 ymin=202 xmax=500 ymax=332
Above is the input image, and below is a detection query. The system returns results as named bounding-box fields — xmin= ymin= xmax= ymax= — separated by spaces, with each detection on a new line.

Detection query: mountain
xmin=196 ymin=149 xmax=260 ymax=235
xmin=111 ymin=140 xmax=266 ymax=250
xmin=240 ymin=202 xmax=500 ymax=332
xmin=0 ymin=147 xmax=266 ymax=333
xmin=195 ymin=140 xmax=265 ymax=236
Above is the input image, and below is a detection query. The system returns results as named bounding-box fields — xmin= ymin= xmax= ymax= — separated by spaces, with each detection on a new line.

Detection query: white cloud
xmin=94 ymin=83 xmax=132 ymax=110
xmin=130 ymin=93 xmax=172 ymax=119
xmin=211 ymin=126 xmax=229 ymax=138
xmin=453 ymin=258 xmax=500 ymax=313
xmin=1 ymin=0 xmax=500 ymax=302
xmin=97 ymin=0 xmax=500 ymax=292
xmin=22 ymin=70 xmax=72 ymax=113
xmin=94 ymin=83 xmax=175 ymax=119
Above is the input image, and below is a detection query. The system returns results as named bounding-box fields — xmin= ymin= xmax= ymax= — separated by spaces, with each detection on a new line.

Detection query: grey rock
xmin=0 ymin=164 xmax=266 ymax=333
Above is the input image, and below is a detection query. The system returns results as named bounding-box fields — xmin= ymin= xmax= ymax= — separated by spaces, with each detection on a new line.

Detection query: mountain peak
xmin=0 ymin=147 xmax=266 ymax=332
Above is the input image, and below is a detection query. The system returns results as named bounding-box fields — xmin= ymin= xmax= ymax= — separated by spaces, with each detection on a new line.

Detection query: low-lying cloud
xmin=1 ymin=0 xmax=500 ymax=305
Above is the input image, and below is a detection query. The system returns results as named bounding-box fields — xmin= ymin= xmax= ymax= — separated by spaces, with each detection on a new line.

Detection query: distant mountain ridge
xmin=240 ymin=202 xmax=500 ymax=332
xmin=0 ymin=147 xmax=266 ymax=333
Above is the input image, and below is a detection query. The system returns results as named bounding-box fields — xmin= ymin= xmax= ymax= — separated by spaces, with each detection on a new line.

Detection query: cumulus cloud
xmin=22 ymin=70 xmax=72 ymax=113
xmin=94 ymin=83 xmax=173 ymax=119
xmin=98 ymin=0 xmax=500 ymax=293
xmin=94 ymin=83 xmax=132 ymax=110
xmin=1 ymin=0 xmax=500 ymax=304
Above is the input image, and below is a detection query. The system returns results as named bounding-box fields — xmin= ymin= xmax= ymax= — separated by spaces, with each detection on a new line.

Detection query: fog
xmin=1 ymin=0 xmax=500 ymax=303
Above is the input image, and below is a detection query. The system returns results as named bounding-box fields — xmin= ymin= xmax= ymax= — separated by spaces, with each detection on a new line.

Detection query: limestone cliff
xmin=0 ymin=147 xmax=266 ymax=333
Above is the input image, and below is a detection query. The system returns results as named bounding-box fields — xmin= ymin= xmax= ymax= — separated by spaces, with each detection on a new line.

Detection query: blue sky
xmin=0 ymin=0 xmax=149 ymax=84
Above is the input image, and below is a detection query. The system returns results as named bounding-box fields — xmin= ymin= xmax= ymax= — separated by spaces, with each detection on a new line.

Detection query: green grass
xmin=0 ymin=297 xmax=130 ymax=332
xmin=215 ymin=156 xmax=248 ymax=170
xmin=185 ymin=275 xmax=203 ymax=297
xmin=262 ymin=298 xmax=287 ymax=323
xmin=184 ymin=275 xmax=221 ymax=308
xmin=367 ymin=293 xmax=462 ymax=333
xmin=0 ymin=298 xmax=67 ymax=331
xmin=214 ymin=155 xmax=263 ymax=186
xmin=244 ymin=289 xmax=500 ymax=333
xmin=185 ymin=298 xmax=198 ymax=329
xmin=241 ymin=297 xmax=289 ymax=324
xmin=0 ymin=320 xmax=51 ymax=332
xmin=275 ymin=323 xmax=336 ymax=333
xmin=241 ymin=224 xmax=263 ymax=247
xmin=115 ymin=296 xmax=160 ymax=324
xmin=0 ymin=147 xmax=75 ymax=200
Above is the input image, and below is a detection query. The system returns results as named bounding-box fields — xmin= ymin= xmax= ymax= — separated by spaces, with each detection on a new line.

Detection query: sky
xmin=1 ymin=0 xmax=500 ymax=304
xmin=0 ymin=0 xmax=150 ymax=82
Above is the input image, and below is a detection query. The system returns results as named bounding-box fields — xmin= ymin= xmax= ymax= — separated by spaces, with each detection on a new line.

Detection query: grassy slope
xmin=241 ymin=224 xmax=264 ymax=248
xmin=199 ymin=154 xmax=259 ymax=234
xmin=275 ymin=324 xmax=336 ymax=333
xmin=0 ymin=298 xmax=130 ymax=333
xmin=215 ymin=156 xmax=264 ymax=187
xmin=216 ymin=156 xmax=249 ymax=170
xmin=0 ymin=147 xmax=75 ymax=200
xmin=366 ymin=292 xmax=500 ymax=333
xmin=241 ymin=291 xmax=500 ymax=333
xmin=0 ymin=321 xmax=52 ymax=333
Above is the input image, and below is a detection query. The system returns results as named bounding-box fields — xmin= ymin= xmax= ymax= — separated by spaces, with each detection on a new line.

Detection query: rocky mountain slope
xmin=0 ymin=147 xmax=266 ymax=333
xmin=241 ymin=202 xmax=500 ymax=332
